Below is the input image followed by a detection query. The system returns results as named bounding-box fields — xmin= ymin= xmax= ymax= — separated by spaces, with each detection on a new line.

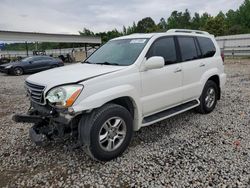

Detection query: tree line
xmin=2 ymin=0 xmax=250 ymax=51
xmin=80 ymin=0 xmax=250 ymax=43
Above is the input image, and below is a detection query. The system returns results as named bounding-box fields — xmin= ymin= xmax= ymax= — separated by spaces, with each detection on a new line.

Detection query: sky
xmin=0 ymin=0 xmax=245 ymax=34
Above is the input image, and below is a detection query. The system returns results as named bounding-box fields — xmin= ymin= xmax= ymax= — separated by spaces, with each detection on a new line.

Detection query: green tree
xmin=79 ymin=28 xmax=95 ymax=36
xmin=191 ymin=12 xmax=201 ymax=29
xmin=203 ymin=16 xmax=226 ymax=36
xmin=136 ymin=17 xmax=157 ymax=33
xmin=238 ymin=0 xmax=250 ymax=30
xmin=167 ymin=9 xmax=191 ymax=29
xmin=158 ymin=17 xmax=167 ymax=31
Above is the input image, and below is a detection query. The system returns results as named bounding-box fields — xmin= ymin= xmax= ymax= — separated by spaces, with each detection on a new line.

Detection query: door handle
xmin=174 ymin=67 xmax=182 ymax=73
xmin=200 ymin=63 xmax=205 ymax=67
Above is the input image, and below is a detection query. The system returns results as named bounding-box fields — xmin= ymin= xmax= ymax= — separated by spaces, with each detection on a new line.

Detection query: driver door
xmin=141 ymin=36 xmax=183 ymax=116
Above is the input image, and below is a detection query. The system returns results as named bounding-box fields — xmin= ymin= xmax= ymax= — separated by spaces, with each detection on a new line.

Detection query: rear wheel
xmin=79 ymin=103 xmax=133 ymax=161
xmin=196 ymin=80 xmax=219 ymax=114
xmin=13 ymin=67 xmax=24 ymax=76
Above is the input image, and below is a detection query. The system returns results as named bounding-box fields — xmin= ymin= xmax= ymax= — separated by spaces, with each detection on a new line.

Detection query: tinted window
xmin=32 ymin=57 xmax=44 ymax=61
xmin=148 ymin=37 xmax=177 ymax=65
xmin=197 ymin=37 xmax=216 ymax=58
xmin=178 ymin=37 xmax=199 ymax=62
xmin=33 ymin=56 xmax=52 ymax=62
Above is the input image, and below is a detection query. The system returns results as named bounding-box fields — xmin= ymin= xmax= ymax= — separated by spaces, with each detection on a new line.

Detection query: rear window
xmin=178 ymin=37 xmax=199 ymax=62
xmin=197 ymin=37 xmax=216 ymax=58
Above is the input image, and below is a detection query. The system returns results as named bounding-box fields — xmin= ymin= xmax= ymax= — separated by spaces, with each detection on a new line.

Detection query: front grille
xmin=25 ymin=81 xmax=46 ymax=104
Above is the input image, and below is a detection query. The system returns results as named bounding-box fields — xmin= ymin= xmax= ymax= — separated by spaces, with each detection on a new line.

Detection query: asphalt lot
xmin=0 ymin=59 xmax=249 ymax=187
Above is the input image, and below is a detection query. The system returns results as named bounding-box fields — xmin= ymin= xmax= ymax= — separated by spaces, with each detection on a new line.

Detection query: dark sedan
xmin=0 ymin=56 xmax=64 ymax=76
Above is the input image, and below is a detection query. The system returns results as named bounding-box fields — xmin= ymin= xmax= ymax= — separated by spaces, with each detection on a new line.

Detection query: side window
xmin=32 ymin=57 xmax=43 ymax=62
xmin=148 ymin=37 xmax=177 ymax=65
xmin=178 ymin=37 xmax=199 ymax=62
xmin=32 ymin=57 xmax=51 ymax=62
xmin=197 ymin=37 xmax=216 ymax=58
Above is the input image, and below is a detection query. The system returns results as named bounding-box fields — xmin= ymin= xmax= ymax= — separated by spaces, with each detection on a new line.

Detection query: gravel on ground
xmin=0 ymin=59 xmax=249 ymax=187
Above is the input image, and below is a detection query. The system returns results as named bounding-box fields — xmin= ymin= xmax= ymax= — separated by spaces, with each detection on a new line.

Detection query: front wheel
xmin=79 ymin=103 xmax=133 ymax=161
xmin=13 ymin=67 xmax=24 ymax=76
xmin=196 ymin=80 xmax=219 ymax=114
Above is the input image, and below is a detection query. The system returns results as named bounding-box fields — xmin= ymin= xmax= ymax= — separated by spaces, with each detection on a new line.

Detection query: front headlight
xmin=46 ymin=85 xmax=83 ymax=108
xmin=5 ymin=65 xmax=12 ymax=69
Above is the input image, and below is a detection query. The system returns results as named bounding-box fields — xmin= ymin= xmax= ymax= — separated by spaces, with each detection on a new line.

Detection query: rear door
xmin=34 ymin=57 xmax=54 ymax=70
xmin=141 ymin=36 xmax=183 ymax=116
xmin=177 ymin=36 xmax=204 ymax=102
xmin=196 ymin=36 xmax=217 ymax=73
xmin=24 ymin=57 xmax=42 ymax=72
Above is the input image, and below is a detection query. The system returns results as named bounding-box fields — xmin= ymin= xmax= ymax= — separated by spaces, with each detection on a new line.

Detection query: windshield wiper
xmin=97 ymin=62 xmax=120 ymax=66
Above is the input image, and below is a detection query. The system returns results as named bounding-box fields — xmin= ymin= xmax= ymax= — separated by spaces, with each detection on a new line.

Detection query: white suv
xmin=13 ymin=29 xmax=226 ymax=161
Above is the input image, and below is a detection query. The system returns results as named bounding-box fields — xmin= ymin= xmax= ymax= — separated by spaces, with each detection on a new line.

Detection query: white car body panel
xmin=26 ymin=63 xmax=124 ymax=92
xmin=25 ymin=30 xmax=227 ymax=131
xmin=140 ymin=61 xmax=183 ymax=116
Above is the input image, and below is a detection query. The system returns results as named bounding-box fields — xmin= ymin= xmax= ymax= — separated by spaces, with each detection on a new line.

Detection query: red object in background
xmin=221 ymin=52 xmax=225 ymax=62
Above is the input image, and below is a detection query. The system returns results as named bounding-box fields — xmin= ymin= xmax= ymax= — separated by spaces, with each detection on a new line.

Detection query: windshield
xmin=85 ymin=38 xmax=149 ymax=66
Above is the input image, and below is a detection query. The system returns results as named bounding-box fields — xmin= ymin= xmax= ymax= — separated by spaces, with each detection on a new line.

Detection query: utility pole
xmin=25 ymin=41 xmax=28 ymax=57
xmin=85 ymin=43 xmax=88 ymax=58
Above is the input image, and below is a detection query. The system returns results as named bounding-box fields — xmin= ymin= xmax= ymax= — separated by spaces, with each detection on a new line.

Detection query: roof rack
xmin=167 ymin=29 xmax=210 ymax=35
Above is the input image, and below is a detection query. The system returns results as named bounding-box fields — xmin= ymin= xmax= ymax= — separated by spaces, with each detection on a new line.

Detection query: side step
xmin=142 ymin=100 xmax=199 ymax=126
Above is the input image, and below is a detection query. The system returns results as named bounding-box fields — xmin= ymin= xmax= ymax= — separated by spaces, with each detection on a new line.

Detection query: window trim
xmin=145 ymin=36 xmax=180 ymax=65
xmin=194 ymin=37 xmax=202 ymax=58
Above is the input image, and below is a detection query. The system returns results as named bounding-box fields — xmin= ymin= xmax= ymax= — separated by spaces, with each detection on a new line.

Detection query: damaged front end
xmin=13 ymin=102 xmax=81 ymax=146
xmin=13 ymin=80 xmax=83 ymax=147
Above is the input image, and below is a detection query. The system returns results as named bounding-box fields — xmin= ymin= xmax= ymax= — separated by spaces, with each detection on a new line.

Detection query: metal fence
xmin=216 ymin=34 xmax=250 ymax=57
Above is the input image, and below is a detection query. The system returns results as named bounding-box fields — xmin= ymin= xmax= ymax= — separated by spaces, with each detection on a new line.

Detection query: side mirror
xmin=144 ymin=56 xmax=164 ymax=71
xmin=29 ymin=61 xmax=33 ymax=64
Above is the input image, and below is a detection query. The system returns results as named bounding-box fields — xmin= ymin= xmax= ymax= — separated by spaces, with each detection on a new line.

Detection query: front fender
xmin=73 ymin=85 xmax=140 ymax=111
xmin=72 ymin=85 xmax=142 ymax=131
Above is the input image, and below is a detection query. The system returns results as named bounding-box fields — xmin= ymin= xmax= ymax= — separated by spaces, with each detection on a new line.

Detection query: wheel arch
xmin=207 ymin=75 xmax=221 ymax=100
xmin=105 ymin=96 xmax=140 ymax=131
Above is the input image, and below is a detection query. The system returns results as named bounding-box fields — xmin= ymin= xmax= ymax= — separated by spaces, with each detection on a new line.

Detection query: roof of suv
xmin=113 ymin=29 xmax=213 ymax=40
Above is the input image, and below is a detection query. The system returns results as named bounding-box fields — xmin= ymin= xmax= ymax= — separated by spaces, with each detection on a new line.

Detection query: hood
xmin=26 ymin=63 xmax=124 ymax=89
xmin=0 ymin=61 xmax=20 ymax=67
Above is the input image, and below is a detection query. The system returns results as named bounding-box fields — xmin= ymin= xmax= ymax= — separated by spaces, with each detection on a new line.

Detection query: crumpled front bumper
xmin=12 ymin=114 xmax=45 ymax=124
xmin=12 ymin=102 xmax=81 ymax=145
xmin=12 ymin=101 xmax=76 ymax=125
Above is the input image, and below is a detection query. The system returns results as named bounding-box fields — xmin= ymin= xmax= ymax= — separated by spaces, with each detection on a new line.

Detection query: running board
xmin=142 ymin=100 xmax=199 ymax=126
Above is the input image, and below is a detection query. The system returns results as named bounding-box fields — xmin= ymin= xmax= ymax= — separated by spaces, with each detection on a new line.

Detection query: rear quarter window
xmin=197 ymin=37 xmax=216 ymax=58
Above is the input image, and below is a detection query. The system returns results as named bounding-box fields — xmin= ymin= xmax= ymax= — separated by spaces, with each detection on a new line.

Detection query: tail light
xmin=221 ymin=52 xmax=225 ymax=62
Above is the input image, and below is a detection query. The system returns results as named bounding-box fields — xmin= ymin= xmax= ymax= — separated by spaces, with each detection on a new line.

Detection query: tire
xmin=79 ymin=103 xmax=133 ymax=161
xmin=13 ymin=67 xmax=24 ymax=76
xmin=196 ymin=80 xmax=219 ymax=114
